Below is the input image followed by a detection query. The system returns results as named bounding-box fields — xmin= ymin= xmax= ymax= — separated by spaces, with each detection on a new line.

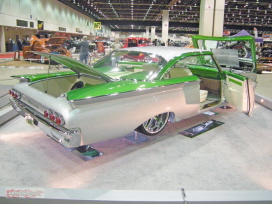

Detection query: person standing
xmin=79 ymin=36 xmax=89 ymax=64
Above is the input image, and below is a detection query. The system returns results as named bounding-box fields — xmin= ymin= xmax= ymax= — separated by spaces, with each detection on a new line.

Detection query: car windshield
xmin=92 ymin=50 xmax=166 ymax=81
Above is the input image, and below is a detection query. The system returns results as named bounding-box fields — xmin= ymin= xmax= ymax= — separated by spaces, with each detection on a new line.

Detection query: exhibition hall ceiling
xmin=58 ymin=0 xmax=272 ymax=35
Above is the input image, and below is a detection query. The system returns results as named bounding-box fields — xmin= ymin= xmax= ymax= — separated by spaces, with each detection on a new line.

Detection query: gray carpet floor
xmin=0 ymin=103 xmax=272 ymax=191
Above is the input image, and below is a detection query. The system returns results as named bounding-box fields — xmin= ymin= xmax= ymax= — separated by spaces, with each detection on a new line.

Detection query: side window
xmin=199 ymin=55 xmax=218 ymax=68
xmin=165 ymin=57 xmax=194 ymax=79
xmin=164 ymin=55 xmax=218 ymax=79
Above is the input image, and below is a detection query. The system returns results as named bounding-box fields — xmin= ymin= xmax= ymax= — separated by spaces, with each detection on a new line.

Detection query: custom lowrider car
xmin=9 ymin=46 xmax=257 ymax=155
xmin=23 ymin=35 xmax=72 ymax=63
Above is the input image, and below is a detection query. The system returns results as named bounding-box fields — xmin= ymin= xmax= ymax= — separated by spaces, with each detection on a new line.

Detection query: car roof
xmin=120 ymin=46 xmax=208 ymax=61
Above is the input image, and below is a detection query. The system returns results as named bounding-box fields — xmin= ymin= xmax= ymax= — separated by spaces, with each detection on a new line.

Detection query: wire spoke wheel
xmin=136 ymin=112 xmax=169 ymax=136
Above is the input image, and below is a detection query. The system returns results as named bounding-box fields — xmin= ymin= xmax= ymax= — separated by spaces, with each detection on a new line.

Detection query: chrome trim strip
xmin=28 ymin=73 xmax=105 ymax=85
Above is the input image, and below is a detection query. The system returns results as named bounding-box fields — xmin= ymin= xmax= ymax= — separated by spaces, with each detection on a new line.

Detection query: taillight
xmin=44 ymin=110 xmax=50 ymax=118
xmin=44 ymin=109 xmax=64 ymax=125
xmin=9 ymin=89 xmax=21 ymax=99
xmin=50 ymin=113 xmax=56 ymax=121
xmin=55 ymin=117 xmax=62 ymax=125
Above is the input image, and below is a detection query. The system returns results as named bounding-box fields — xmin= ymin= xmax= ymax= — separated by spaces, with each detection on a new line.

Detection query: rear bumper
xmin=10 ymin=97 xmax=81 ymax=148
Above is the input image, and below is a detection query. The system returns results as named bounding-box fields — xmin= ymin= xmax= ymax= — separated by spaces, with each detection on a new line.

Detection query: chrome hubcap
xmin=143 ymin=112 xmax=169 ymax=134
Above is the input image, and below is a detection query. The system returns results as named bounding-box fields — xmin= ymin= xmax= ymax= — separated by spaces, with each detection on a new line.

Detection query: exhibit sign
xmin=6 ymin=188 xmax=45 ymax=199
xmin=38 ymin=20 xmax=44 ymax=30
xmin=94 ymin=22 xmax=101 ymax=30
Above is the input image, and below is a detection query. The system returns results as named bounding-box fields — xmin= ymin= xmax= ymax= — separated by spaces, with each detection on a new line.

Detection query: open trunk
xmin=29 ymin=74 xmax=106 ymax=98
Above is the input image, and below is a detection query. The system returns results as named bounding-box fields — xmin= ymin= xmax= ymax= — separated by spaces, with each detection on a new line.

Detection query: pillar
xmin=0 ymin=26 xmax=6 ymax=53
xmin=146 ymin=26 xmax=150 ymax=39
xmin=151 ymin=26 xmax=156 ymax=41
xmin=199 ymin=0 xmax=225 ymax=37
xmin=162 ymin=10 xmax=169 ymax=46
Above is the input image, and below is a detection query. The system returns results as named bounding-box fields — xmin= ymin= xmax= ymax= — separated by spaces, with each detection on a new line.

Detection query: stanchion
xmin=13 ymin=51 xmax=20 ymax=61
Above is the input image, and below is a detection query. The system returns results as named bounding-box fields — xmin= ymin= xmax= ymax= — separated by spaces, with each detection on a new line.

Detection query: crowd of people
xmin=6 ymin=38 xmax=30 ymax=52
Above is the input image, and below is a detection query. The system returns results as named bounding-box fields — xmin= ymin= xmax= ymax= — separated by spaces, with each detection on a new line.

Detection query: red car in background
xmin=121 ymin=37 xmax=150 ymax=48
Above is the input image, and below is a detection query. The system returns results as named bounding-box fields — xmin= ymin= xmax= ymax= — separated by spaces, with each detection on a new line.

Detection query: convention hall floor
xmin=0 ymin=58 xmax=272 ymax=192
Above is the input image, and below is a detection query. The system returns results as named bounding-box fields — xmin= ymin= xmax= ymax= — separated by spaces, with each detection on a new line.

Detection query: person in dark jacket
xmin=17 ymin=39 xmax=22 ymax=51
xmin=79 ymin=36 xmax=89 ymax=64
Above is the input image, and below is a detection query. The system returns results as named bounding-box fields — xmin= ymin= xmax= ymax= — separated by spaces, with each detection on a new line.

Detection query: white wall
xmin=0 ymin=0 xmax=110 ymax=36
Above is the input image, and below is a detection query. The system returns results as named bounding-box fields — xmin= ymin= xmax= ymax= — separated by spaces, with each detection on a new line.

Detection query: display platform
xmin=1 ymin=103 xmax=272 ymax=192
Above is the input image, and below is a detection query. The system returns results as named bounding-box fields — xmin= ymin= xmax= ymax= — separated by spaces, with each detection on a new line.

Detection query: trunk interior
xmin=29 ymin=75 xmax=106 ymax=97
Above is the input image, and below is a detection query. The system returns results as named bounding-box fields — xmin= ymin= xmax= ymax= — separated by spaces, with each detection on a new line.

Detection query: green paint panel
xmin=118 ymin=61 xmax=145 ymax=66
xmin=67 ymin=75 xmax=199 ymax=101
xmin=155 ymin=51 xmax=214 ymax=79
xmin=35 ymin=52 xmax=112 ymax=81
xmin=224 ymin=71 xmax=246 ymax=81
xmin=229 ymin=78 xmax=242 ymax=86
xmin=187 ymin=65 xmax=220 ymax=79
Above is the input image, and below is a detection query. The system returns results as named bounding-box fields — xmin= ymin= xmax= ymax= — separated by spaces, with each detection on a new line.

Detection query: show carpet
xmin=0 ymin=103 xmax=272 ymax=191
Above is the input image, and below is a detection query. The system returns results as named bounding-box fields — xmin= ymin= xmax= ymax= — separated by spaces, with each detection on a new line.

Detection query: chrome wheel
xmin=40 ymin=56 xmax=46 ymax=64
xmin=136 ymin=112 xmax=169 ymax=136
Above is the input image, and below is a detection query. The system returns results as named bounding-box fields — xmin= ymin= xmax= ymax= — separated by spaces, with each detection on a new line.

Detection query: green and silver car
xmin=9 ymin=45 xmax=257 ymax=153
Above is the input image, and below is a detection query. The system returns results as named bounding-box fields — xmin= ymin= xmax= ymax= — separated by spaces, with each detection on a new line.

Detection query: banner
xmin=38 ymin=20 xmax=44 ymax=30
xmin=94 ymin=22 xmax=101 ymax=30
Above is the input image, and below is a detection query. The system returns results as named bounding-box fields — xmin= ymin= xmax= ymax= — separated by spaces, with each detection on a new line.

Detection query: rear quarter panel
xmin=68 ymin=80 xmax=200 ymax=145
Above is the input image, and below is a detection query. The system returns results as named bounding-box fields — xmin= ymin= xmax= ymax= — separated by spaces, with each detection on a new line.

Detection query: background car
xmin=22 ymin=35 xmax=72 ymax=63
xmin=9 ymin=46 xmax=257 ymax=156
xmin=121 ymin=37 xmax=150 ymax=48
xmin=256 ymin=41 xmax=272 ymax=74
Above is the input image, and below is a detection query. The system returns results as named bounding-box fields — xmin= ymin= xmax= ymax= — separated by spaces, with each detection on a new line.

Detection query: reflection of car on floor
xmin=9 ymin=46 xmax=257 ymax=155
xmin=22 ymin=35 xmax=72 ymax=63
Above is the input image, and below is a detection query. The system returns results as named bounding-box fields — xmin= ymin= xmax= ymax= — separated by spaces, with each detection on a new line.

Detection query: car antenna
xmin=45 ymin=55 xmax=51 ymax=93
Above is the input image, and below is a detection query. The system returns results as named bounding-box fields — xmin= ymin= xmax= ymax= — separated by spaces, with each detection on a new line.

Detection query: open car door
xmin=223 ymin=72 xmax=257 ymax=116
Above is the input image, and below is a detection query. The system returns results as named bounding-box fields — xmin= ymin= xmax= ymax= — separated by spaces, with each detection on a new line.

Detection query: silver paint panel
xmin=11 ymin=79 xmax=201 ymax=147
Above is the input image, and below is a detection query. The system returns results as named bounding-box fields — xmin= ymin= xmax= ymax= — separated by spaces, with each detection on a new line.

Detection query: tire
xmin=136 ymin=112 xmax=170 ymax=136
xmin=71 ymin=81 xmax=84 ymax=90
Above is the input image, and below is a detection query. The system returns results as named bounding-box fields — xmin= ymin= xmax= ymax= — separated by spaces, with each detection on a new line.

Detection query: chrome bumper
xmin=10 ymin=98 xmax=81 ymax=148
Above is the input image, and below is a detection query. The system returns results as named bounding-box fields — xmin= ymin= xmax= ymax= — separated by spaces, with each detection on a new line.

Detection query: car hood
xmin=34 ymin=52 xmax=112 ymax=82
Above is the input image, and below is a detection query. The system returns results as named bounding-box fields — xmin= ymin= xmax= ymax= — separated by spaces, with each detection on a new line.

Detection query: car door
xmin=223 ymin=72 xmax=257 ymax=116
